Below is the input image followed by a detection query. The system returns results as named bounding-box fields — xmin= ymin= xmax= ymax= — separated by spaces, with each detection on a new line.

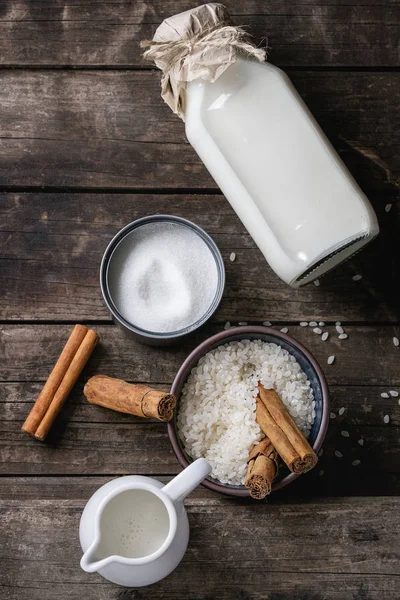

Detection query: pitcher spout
xmin=80 ymin=541 xmax=114 ymax=573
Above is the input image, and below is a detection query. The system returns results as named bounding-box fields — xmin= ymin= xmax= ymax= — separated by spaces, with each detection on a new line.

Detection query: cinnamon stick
xmin=22 ymin=324 xmax=88 ymax=436
xmin=256 ymin=386 xmax=318 ymax=474
xmin=84 ymin=375 xmax=176 ymax=422
xmin=245 ymin=437 xmax=279 ymax=499
xmin=34 ymin=329 xmax=99 ymax=441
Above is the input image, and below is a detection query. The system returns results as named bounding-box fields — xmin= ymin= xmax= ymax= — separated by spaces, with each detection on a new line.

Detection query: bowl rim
xmin=168 ymin=325 xmax=330 ymax=496
xmin=100 ymin=214 xmax=225 ymax=341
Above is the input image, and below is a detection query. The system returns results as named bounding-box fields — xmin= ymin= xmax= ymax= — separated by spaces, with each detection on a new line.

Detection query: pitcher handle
xmin=163 ymin=458 xmax=211 ymax=503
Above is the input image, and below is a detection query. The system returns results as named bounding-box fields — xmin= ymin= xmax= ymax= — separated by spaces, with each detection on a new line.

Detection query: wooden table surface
xmin=1 ymin=1 xmax=399 ymax=598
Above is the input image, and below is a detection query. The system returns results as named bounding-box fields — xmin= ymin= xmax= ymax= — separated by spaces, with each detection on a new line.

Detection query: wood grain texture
xmin=1 ymin=191 xmax=399 ymax=321
xmin=0 ymin=326 xmax=399 ymax=494
xmin=1 ymin=487 xmax=399 ymax=599
xmin=0 ymin=1 xmax=398 ymax=67
xmin=1 ymin=324 xmax=400 ymax=386
xmin=1 ymin=383 xmax=399 ymax=495
xmin=0 ymin=71 xmax=398 ymax=190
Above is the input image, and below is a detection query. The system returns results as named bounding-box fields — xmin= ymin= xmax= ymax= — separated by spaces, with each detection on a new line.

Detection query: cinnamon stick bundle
xmin=256 ymin=385 xmax=318 ymax=474
xmin=84 ymin=375 xmax=176 ymax=422
xmin=245 ymin=437 xmax=279 ymax=499
xmin=22 ymin=325 xmax=99 ymax=441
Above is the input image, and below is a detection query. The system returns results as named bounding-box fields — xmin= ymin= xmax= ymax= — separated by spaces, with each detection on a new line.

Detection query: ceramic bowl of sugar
xmin=100 ymin=215 xmax=225 ymax=344
xmin=168 ymin=326 xmax=329 ymax=496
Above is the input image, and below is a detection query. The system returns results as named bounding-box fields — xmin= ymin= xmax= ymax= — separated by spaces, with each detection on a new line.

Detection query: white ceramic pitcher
xmin=79 ymin=458 xmax=211 ymax=587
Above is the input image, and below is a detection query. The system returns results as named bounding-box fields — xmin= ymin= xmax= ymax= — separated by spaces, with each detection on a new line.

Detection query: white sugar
xmin=263 ymin=321 xmax=272 ymax=327
xmin=108 ymin=222 xmax=218 ymax=333
xmin=358 ymin=439 xmax=364 ymax=446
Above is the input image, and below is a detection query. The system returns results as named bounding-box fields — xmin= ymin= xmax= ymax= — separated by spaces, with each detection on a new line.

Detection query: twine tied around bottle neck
xmin=141 ymin=24 xmax=266 ymax=120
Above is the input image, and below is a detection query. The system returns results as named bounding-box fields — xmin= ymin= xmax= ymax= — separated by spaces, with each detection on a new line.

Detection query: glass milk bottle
xmin=143 ymin=3 xmax=379 ymax=287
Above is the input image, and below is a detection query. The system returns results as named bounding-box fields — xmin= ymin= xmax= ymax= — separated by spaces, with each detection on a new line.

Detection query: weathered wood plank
xmin=0 ymin=490 xmax=399 ymax=599
xmin=0 ymin=71 xmax=398 ymax=190
xmin=0 ymin=1 xmax=398 ymax=67
xmin=0 ymin=327 xmax=399 ymax=493
xmin=1 ymin=192 xmax=399 ymax=321
xmin=1 ymin=324 xmax=399 ymax=386
xmin=2 ymin=382 xmax=399 ymax=427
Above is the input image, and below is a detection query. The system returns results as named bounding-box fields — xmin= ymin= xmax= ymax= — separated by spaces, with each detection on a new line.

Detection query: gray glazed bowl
xmin=100 ymin=215 xmax=225 ymax=345
xmin=168 ymin=326 xmax=329 ymax=496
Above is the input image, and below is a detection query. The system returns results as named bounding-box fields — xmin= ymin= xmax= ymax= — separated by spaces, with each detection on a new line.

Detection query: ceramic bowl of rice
xmin=168 ymin=326 xmax=329 ymax=496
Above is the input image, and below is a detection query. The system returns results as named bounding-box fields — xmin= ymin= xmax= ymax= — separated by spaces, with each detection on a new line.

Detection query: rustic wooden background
xmin=1 ymin=1 xmax=399 ymax=599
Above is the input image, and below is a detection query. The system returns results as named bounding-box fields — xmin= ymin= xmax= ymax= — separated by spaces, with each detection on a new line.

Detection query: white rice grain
xmin=338 ymin=333 xmax=348 ymax=340
xmin=352 ymin=460 xmax=361 ymax=467
xmin=385 ymin=204 xmax=392 ymax=212
xmin=390 ymin=390 xmax=399 ymax=397
xmin=327 ymin=355 xmax=335 ymax=365
xmin=335 ymin=450 xmax=343 ymax=458
xmin=300 ymin=321 xmax=308 ymax=327
xmin=381 ymin=392 xmax=389 ymax=398
xmin=336 ymin=325 xmax=344 ymax=334
xmin=313 ymin=328 xmax=322 ymax=335
xmin=322 ymin=332 xmax=329 ymax=341
xmin=352 ymin=274 xmax=362 ymax=281
xmin=393 ymin=337 xmax=399 ymax=347
xmin=383 ymin=414 xmax=390 ymax=424
xmin=229 ymin=252 xmax=236 ymax=262
xmin=177 ymin=339 xmax=315 ymax=485
xmin=341 ymin=430 xmax=350 ymax=438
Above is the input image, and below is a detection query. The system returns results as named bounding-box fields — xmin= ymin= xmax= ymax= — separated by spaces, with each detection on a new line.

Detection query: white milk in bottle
xmin=142 ymin=3 xmax=379 ymax=287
